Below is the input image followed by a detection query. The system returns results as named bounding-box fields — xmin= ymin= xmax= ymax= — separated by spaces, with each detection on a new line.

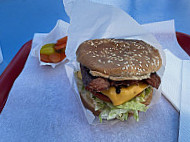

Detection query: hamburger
xmin=75 ymin=39 xmax=162 ymax=122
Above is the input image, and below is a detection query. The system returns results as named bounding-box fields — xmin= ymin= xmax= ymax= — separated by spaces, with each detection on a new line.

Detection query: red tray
xmin=0 ymin=32 xmax=190 ymax=113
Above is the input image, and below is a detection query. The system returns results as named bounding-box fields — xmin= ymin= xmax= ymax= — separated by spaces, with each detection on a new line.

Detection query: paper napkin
xmin=162 ymin=49 xmax=183 ymax=111
xmin=178 ymin=60 xmax=190 ymax=142
xmin=162 ymin=49 xmax=190 ymax=142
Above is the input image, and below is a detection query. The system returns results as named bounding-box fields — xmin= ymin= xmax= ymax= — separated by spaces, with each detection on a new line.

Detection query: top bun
xmin=76 ymin=39 xmax=162 ymax=81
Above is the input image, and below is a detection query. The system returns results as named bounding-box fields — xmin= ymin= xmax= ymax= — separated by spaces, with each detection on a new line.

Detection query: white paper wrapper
xmin=31 ymin=20 xmax=69 ymax=68
xmin=64 ymin=0 xmax=166 ymax=125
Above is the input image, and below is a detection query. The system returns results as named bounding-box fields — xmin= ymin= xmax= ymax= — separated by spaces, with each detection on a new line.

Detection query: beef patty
xmin=80 ymin=64 xmax=161 ymax=92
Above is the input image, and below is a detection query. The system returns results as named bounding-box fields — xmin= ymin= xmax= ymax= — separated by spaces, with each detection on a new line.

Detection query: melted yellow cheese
xmin=101 ymin=83 xmax=148 ymax=106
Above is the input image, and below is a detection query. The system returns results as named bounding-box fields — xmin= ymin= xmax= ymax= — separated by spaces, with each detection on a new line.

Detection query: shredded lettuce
xmin=92 ymin=87 xmax=152 ymax=122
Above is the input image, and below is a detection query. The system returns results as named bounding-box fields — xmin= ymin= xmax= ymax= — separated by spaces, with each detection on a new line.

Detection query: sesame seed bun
xmin=76 ymin=39 xmax=162 ymax=81
xmin=80 ymin=88 xmax=153 ymax=116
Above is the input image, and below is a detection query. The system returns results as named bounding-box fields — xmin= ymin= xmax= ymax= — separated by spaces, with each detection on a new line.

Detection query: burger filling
xmin=76 ymin=71 xmax=153 ymax=122
xmin=77 ymin=64 xmax=161 ymax=122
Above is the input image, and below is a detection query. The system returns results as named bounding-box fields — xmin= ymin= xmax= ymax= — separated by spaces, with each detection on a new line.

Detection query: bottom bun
xmin=80 ymin=88 xmax=153 ymax=116
xmin=80 ymin=92 xmax=101 ymax=116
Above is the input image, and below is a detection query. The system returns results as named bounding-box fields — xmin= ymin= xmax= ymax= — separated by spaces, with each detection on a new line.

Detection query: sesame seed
xmin=122 ymin=67 xmax=125 ymax=70
xmin=124 ymin=61 xmax=128 ymax=64
xmin=157 ymin=60 xmax=159 ymax=65
xmin=117 ymin=64 xmax=121 ymax=66
xmin=118 ymin=58 xmax=124 ymax=62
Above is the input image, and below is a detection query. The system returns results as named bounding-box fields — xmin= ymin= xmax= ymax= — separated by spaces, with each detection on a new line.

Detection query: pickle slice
xmin=40 ymin=43 xmax=55 ymax=55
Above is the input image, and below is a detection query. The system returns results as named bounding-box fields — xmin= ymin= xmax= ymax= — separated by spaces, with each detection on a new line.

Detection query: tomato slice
xmin=40 ymin=54 xmax=51 ymax=63
xmin=91 ymin=91 xmax=111 ymax=103
xmin=54 ymin=43 xmax=66 ymax=51
xmin=60 ymin=52 xmax=66 ymax=61
xmin=49 ymin=53 xmax=61 ymax=63
xmin=56 ymin=36 xmax=67 ymax=45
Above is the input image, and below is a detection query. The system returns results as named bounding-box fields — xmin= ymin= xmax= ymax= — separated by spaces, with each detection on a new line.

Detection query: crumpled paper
xmin=31 ymin=20 xmax=69 ymax=68
xmin=142 ymin=20 xmax=190 ymax=60
xmin=63 ymin=0 xmax=166 ymax=124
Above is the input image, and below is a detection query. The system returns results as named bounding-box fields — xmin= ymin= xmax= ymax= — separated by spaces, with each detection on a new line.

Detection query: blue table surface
xmin=0 ymin=0 xmax=190 ymax=75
